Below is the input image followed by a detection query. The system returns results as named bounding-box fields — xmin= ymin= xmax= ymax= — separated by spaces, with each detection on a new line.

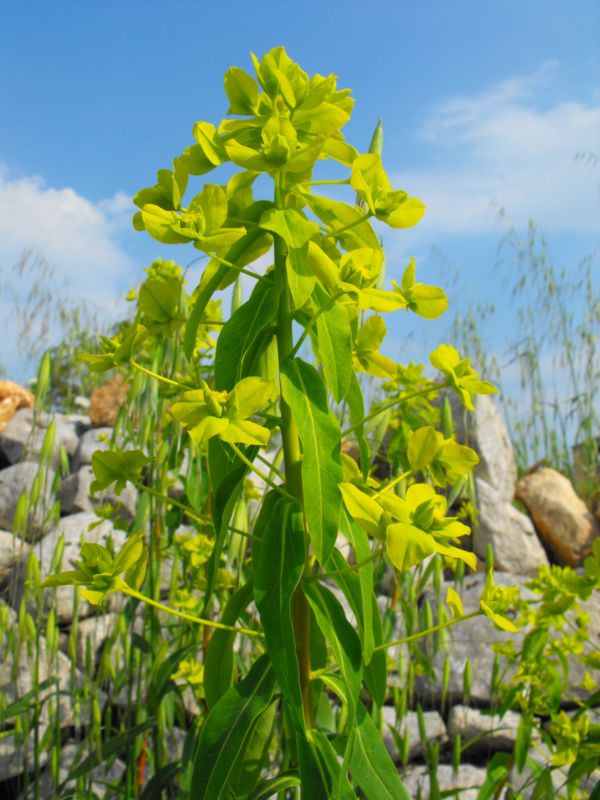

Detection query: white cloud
xmin=396 ymin=63 xmax=600 ymax=234
xmin=0 ymin=168 xmax=137 ymax=379
xmin=0 ymin=169 xmax=136 ymax=301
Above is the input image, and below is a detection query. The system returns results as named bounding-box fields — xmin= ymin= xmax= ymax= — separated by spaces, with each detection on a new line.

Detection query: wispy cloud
xmin=395 ymin=62 xmax=600 ymax=234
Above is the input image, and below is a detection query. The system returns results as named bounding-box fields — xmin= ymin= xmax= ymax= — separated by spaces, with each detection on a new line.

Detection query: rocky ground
xmin=0 ymin=379 xmax=598 ymax=797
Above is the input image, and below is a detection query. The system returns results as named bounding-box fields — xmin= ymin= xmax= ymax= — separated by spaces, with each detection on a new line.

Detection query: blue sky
xmin=0 ymin=0 xmax=598 ymax=404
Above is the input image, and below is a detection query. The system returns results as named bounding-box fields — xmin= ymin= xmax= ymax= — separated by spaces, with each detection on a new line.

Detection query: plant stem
xmin=290 ymin=290 xmax=345 ymax=358
xmin=121 ymin=586 xmax=264 ymax=638
xmin=274 ymin=172 xmax=314 ymax=728
xmin=342 ymin=383 xmax=449 ymax=437
xmin=130 ymin=480 xmax=211 ymax=524
xmin=373 ymin=470 xmax=411 ymax=498
xmin=229 ymin=443 xmax=293 ymax=501
xmin=301 ymin=179 xmax=350 ymax=187
xmin=130 ymin=360 xmax=191 ymax=391
xmin=211 ymin=253 xmax=263 ymax=281
xmin=373 ymin=610 xmax=481 ymax=652
xmin=306 ymin=547 xmax=385 ymax=581
xmin=327 ymin=211 xmax=373 ymax=239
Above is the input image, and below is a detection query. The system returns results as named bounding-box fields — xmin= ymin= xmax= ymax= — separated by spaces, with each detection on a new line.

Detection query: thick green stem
xmin=274 ymin=173 xmax=314 ymax=728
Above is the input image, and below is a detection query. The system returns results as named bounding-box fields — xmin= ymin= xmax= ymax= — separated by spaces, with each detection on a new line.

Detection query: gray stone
xmin=15 ymin=511 xmax=127 ymax=623
xmin=0 ymin=461 xmax=58 ymax=538
xmin=382 ymin=705 xmax=447 ymax=762
xmin=60 ymin=465 xmax=138 ymax=522
xmin=0 ymin=529 xmax=30 ymax=581
xmin=400 ymin=763 xmax=487 ymax=800
xmin=444 ymin=391 xmax=517 ymax=502
xmin=447 ymin=704 xmax=532 ymax=753
xmin=0 ymin=408 xmax=87 ymax=466
xmin=413 ymin=572 xmax=600 ymax=709
xmin=0 ymin=636 xmax=87 ymax=729
xmin=0 ymin=729 xmax=49 ymax=781
xmin=74 ymin=426 xmax=113 ymax=469
xmin=474 ymin=478 xmax=549 ymax=574
xmin=414 ymin=572 xmax=531 ymax=707
xmin=19 ymin=740 xmax=125 ymax=798
xmin=74 ymin=612 xmax=119 ymax=668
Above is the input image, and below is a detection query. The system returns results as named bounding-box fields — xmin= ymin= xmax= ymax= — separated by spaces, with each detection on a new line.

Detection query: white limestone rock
xmin=474 ymin=478 xmax=549 ymax=573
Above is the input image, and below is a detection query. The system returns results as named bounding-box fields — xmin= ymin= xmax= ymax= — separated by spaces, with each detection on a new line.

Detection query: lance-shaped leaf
xmin=90 ymin=449 xmax=149 ymax=495
xmin=254 ymin=498 xmax=305 ymax=733
xmin=349 ymin=702 xmax=411 ymax=800
xmin=353 ymin=316 xmax=396 ymax=378
xmin=312 ymin=284 xmax=353 ymax=402
xmin=430 ymin=343 xmax=497 ymax=411
xmin=204 ymin=581 xmax=254 ymax=709
xmin=215 ymin=278 xmax=279 ymax=391
xmin=189 ymin=654 xmax=276 ymax=799
xmin=280 ymin=358 xmax=343 ymax=564
xmin=304 ymin=580 xmax=362 ymax=728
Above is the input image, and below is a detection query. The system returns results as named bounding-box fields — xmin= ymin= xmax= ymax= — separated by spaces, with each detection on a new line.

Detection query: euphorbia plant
xmin=44 ymin=47 xmax=513 ymax=797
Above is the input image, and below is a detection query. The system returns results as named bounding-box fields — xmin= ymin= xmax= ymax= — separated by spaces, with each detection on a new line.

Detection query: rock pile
xmin=0 ymin=385 xmax=597 ymax=797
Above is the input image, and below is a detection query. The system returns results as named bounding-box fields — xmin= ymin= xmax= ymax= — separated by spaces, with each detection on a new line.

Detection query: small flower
xmin=172 ymin=377 xmax=276 ymax=447
xmin=430 ymin=344 xmax=497 ymax=411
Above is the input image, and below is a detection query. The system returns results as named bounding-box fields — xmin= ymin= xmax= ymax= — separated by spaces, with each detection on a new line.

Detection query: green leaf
xmin=338 ymin=483 xmax=382 ymax=539
xmin=280 ymin=358 xmax=343 ymax=564
xmin=90 ymin=449 xmax=149 ymax=495
xmin=346 ymin=372 xmax=371 ymax=479
xmin=185 ymin=262 xmax=229 ymax=360
xmin=64 ymin=719 xmax=156 ymax=784
xmin=302 ymin=192 xmax=380 ymax=251
xmin=475 ymin=752 xmax=511 ymax=800
xmin=339 ymin=512 xmax=375 ymax=662
xmin=260 ymin=209 xmax=319 ymax=309
xmin=446 ymin=586 xmax=464 ymax=619
xmin=204 ymin=581 xmax=254 ymax=709
xmin=296 ymin=733 xmax=332 ymax=799
xmin=138 ymin=276 xmax=182 ymax=323
xmin=140 ymin=762 xmax=181 ymax=800
xmin=407 ymin=426 xmax=439 ymax=471
xmin=254 ymin=497 xmax=306 ymax=732
xmin=349 ymin=702 xmax=410 ymax=800
xmin=303 ymin=581 xmax=362 ymax=718
xmin=311 ymin=730 xmax=355 ymax=800
xmin=246 ymin=773 xmax=301 ymax=800
xmin=189 ymin=654 xmax=276 ymax=800
xmin=224 ymin=66 xmax=259 ymax=115
xmin=215 ymin=278 xmax=279 ymax=391
xmin=313 ymin=285 xmax=353 ymax=402
xmin=230 ymin=700 xmax=277 ymax=796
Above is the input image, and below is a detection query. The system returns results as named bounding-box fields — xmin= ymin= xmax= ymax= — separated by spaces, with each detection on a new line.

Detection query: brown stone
xmin=0 ymin=381 xmax=35 ymax=433
xmin=515 ymin=468 xmax=599 ymax=566
xmin=89 ymin=375 xmax=129 ymax=428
